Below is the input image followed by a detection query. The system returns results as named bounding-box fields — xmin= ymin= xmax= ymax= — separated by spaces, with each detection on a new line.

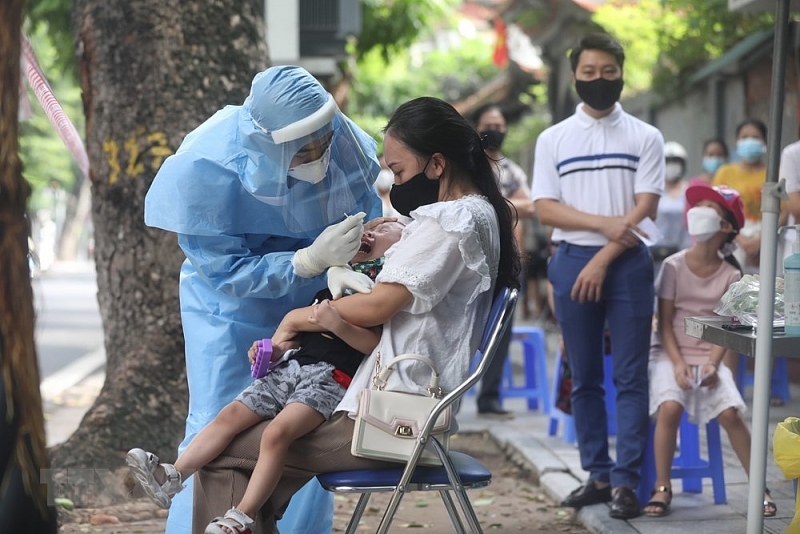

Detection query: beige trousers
xmin=193 ymin=411 xmax=392 ymax=534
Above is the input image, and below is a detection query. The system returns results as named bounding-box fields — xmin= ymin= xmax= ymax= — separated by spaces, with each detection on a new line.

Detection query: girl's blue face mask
xmin=736 ymin=137 xmax=765 ymax=163
xmin=702 ymin=156 xmax=725 ymax=175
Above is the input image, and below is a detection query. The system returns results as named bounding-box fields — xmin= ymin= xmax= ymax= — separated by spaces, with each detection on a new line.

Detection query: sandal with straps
xmin=205 ymin=508 xmax=255 ymax=534
xmin=126 ymin=448 xmax=183 ymax=509
xmin=643 ymin=485 xmax=672 ymax=517
xmin=764 ymin=487 xmax=777 ymax=517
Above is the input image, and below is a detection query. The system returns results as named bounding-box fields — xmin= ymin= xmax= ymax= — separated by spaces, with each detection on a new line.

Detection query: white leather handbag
xmin=351 ymin=353 xmax=452 ymax=466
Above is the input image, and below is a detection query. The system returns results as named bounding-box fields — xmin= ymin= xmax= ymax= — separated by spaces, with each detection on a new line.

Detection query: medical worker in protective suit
xmin=144 ymin=66 xmax=382 ymax=534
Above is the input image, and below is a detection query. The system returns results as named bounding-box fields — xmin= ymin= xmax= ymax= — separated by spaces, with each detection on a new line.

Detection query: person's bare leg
xmin=716 ymin=407 xmax=771 ymax=506
xmin=152 ymin=401 xmax=263 ymax=484
xmin=643 ymin=401 xmax=681 ymax=515
xmin=236 ymin=403 xmax=325 ymax=518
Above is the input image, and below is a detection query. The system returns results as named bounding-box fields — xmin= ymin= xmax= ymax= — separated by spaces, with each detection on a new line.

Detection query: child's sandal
xmin=643 ymin=485 xmax=672 ymax=517
xmin=126 ymin=448 xmax=183 ymax=509
xmin=764 ymin=488 xmax=777 ymax=517
xmin=204 ymin=508 xmax=255 ymax=534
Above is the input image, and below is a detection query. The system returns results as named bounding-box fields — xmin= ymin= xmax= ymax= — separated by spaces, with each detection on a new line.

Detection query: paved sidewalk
xmin=43 ymin=322 xmax=799 ymax=533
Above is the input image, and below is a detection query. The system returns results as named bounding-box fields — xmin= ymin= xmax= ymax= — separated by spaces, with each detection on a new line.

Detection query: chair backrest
xmin=416 ymin=286 xmax=518 ymax=444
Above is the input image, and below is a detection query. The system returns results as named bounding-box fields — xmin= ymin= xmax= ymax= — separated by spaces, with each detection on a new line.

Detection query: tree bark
xmin=0 ymin=0 xmax=57 ymax=530
xmin=49 ymin=0 xmax=268 ymax=478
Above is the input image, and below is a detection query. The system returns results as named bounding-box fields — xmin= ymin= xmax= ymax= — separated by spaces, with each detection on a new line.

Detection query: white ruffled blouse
xmin=336 ymin=195 xmax=501 ymax=416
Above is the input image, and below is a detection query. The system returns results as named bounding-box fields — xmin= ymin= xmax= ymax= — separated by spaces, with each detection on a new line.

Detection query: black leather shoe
xmin=477 ymin=399 xmax=515 ymax=420
xmin=560 ymin=481 xmax=612 ymax=508
xmin=609 ymin=486 xmax=641 ymax=519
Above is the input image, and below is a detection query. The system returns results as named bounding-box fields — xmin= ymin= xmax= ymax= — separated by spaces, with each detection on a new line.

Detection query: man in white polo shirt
xmin=531 ymin=33 xmax=664 ymax=520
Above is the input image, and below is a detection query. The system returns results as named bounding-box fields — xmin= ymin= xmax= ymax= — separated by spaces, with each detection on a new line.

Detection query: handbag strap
xmin=373 ymin=353 xmax=442 ymax=398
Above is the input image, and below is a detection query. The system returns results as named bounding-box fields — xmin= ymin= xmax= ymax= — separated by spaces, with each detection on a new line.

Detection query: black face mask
xmin=575 ymin=77 xmax=624 ymax=111
xmin=389 ymin=158 xmax=440 ymax=217
xmin=479 ymin=129 xmax=506 ymax=150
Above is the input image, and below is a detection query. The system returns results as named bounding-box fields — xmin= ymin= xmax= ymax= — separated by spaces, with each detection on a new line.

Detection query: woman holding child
xmin=190 ymin=96 xmax=522 ymax=533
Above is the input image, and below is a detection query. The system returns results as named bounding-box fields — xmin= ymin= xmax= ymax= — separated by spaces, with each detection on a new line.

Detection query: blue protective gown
xmin=144 ymin=69 xmax=382 ymax=534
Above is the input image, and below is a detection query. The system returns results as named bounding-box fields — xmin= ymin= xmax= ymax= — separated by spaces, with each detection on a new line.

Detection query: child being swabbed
xmin=126 ymin=220 xmax=404 ymax=534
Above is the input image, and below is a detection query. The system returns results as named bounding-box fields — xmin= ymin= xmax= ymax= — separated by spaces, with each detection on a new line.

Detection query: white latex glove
xmin=292 ymin=212 xmax=366 ymax=277
xmin=327 ymin=265 xmax=375 ymax=299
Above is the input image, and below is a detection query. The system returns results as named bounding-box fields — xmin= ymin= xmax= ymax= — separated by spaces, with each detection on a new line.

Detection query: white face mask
xmin=687 ymin=206 xmax=722 ymax=242
xmin=288 ymin=145 xmax=331 ymax=184
xmin=665 ymin=161 xmax=683 ymax=182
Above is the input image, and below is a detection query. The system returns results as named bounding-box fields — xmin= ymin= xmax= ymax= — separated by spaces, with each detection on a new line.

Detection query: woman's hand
xmin=673 ymin=361 xmax=694 ymax=390
xmin=700 ymin=363 xmax=720 ymax=389
xmin=570 ymin=256 xmax=609 ymax=303
xmin=308 ymin=299 xmax=343 ymax=333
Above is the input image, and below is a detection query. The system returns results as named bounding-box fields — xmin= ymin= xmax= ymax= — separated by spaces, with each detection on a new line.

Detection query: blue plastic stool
xmin=547 ymin=352 xmax=577 ymax=445
xmin=638 ymin=412 xmax=727 ymax=505
xmin=547 ymin=353 xmax=616 ymax=443
xmin=736 ymin=355 xmax=790 ymax=404
xmin=499 ymin=326 xmax=550 ymax=413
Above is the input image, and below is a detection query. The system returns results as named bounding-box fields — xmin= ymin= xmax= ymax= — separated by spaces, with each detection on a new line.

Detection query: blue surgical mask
xmin=736 ymin=137 xmax=765 ymax=163
xmin=702 ymin=156 xmax=725 ymax=175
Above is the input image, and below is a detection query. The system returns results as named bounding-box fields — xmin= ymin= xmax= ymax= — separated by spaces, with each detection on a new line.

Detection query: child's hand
xmin=700 ymin=363 xmax=720 ymax=389
xmin=674 ymin=361 xmax=694 ymax=389
xmin=271 ymin=340 xmax=299 ymax=362
xmin=247 ymin=340 xmax=260 ymax=364
xmin=308 ymin=299 xmax=343 ymax=332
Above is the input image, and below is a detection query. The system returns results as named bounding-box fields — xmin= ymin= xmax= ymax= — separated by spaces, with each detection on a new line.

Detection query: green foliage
xmin=24 ymin=0 xmax=76 ymax=78
xmin=356 ymin=0 xmax=458 ymax=63
xmin=594 ymin=0 xmax=775 ymax=99
xmin=350 ymin=19 xmax=501 ymax=146
xmin=504 ymin=111 xmax=547 ymax=160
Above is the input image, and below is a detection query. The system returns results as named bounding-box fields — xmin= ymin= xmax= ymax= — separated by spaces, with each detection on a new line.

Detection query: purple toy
xmin=251 ymin=339 xmax=274 ymax=379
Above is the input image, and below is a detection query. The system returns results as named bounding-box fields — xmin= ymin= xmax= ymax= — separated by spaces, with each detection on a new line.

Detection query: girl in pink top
xmin=643 ymin=183 xmax=776 ymax=518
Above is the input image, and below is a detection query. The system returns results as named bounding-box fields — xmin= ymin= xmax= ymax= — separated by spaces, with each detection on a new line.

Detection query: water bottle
xmin=784 ymin=225 xmax=800 ymax=336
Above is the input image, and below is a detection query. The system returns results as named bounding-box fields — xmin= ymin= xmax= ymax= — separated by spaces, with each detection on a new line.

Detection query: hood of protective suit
xmin=145 ymin=66 xmax=380 ymax=238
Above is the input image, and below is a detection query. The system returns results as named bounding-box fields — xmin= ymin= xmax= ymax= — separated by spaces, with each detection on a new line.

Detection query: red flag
xmin=492 ymin=17 xmax=509 ymax=68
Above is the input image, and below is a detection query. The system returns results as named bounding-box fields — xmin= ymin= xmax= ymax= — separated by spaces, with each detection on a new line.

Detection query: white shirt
xmin=780 ymin=140 xmax=800 ymax=262
xmin=336 ymin=195 xmax=500 ymax=415
xmin=531 ymin=103 xmax=665 ymax=246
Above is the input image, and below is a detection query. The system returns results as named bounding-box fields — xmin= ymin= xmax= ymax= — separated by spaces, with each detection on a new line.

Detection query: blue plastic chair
xmin=638 ymin=412 xmax=727 ymax=505
xmin=547 ymin=352 xmax=577 ymax=445
xmin=500 ymin=326 xmax=550 ymax=413
xmin=547 ymin=353 xmax=616 ymax=443
xmin=736 ymin=355 xmax=790 ymax=405
xmin=317 ymin=287 xmax=519 ymax=534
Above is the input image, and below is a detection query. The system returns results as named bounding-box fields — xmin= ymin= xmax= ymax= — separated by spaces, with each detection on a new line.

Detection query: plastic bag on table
xmin=713 ymin=274 xmax=785 ymax=327
xmin=773 ymin=416 xmax=800 ymax=532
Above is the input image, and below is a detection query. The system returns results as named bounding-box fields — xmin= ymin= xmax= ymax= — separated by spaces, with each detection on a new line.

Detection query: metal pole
xmin=747 ymin=2 xmax=790 ymax=532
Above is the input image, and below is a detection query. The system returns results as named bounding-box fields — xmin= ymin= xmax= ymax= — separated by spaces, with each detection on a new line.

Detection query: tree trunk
xmin=0 ymin=0 xmax=57 ymax=530
xmin=49 ymin=0 xmax=268 ymax=479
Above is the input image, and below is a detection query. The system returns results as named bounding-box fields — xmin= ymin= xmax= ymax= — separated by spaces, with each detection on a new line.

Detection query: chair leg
xmin=344 ymin=493 xmax=372 ymax=534
xmin=375 ymin=487 xmax=406 ymax=534
xmin=439 ymin=490 xmax=468 ymax=533
xmin=453 ymin=489 xmax=484 ymax=534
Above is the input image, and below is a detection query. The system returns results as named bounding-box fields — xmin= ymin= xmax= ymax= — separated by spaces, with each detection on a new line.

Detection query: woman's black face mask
xmin=389 ymin=156 xmax=440 ymax=217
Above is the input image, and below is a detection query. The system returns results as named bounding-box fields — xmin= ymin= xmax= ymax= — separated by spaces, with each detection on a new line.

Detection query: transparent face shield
xmin=239 ymin=96 xmax=376 ymax=237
